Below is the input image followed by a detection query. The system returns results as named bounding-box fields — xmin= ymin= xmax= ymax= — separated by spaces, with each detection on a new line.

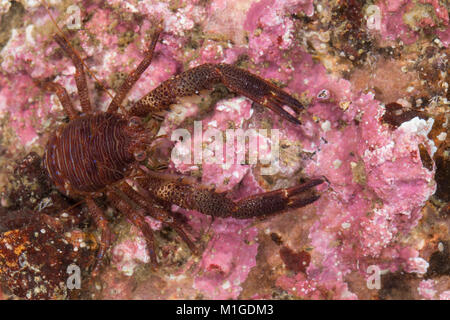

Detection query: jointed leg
xmin=106 ymin=188 xmax=158 ymax=265
xmin=120 ymin=182 xmax=197 ymax=253
xmin=131 ymin=63 xmax=304 ymax=124
xmin=54 ymin=34 xmax=92 ymax=114
xmin=85 ymin=197 xmax=111 ymax=278
xmin=136 ymin=172 xmax=324 ymax=219
xmin=107 ymin=28 xmax=162 ymax=113
xmin=34 ymin=80 xmax=79 ymax=119
xmin=130 ymin=64 xmax=220 ymax=117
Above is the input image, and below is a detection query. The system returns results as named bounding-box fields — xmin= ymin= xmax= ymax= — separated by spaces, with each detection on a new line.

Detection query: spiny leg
xmin=85 ymin=197 xmax=112 ymax=278
xmin=130 ymin=63 xmax=219 ymax=117
xmin=107 ymin=27 xmax=162 ymax=113
xmin=120 ymin=181 xmax=197 ymax=254
xmin=130 ymin=63 xmax=304 ymax=124
xmin=34 ymin=80 xmax=79 ymax=119
xmin=106 ymin=187 xmax=158 ymax=266
xmin=136 ymin=172 xmax=325 ymax=219
xmin=54 ymin=34 xmax=92 ymax=114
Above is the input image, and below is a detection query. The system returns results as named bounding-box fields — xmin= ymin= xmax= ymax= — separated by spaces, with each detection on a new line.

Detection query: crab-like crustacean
xmin=36 ymin=26 xmax=325 ymax=278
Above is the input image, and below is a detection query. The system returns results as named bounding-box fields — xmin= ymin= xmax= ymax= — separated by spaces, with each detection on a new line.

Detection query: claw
xmin=284 ymin=178 xmax=325 ymax=197
xmin=216 ymin=63 xmax=304 ymax=125
xmin=269 ymin=90 xmax=305 ymax=124
xmin=272 ymin=89 xmax=305 ymax=112
xmin=132 ymin=63 xmax=306 ymax=125
xmin=262 ymin=100 xmax=302 ymax=125
xmin=233 ymin=178 xmax=325 ymax=219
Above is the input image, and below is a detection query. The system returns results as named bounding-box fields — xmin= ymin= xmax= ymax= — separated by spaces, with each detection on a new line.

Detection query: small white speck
xmin=222 ymin=280 xmax=231 ymax=290
xmin=40 ymin=229 xmax=46 ymax=234
xmin=321 ymin=120 xmax=331 ymax=132
xmin=333 ymin=159 xmax=342 ymax=169
xmin=396 ymin=98 xmax=411 ymax=108
xmin=25 ymin=25 xmax=36 ymax=46
xmin=341 ymin=222 xmax=351 ymax=229
xmin=437 ymin=132 xmax=447 ymax=141
xmin=434 ymin=38 xmax=443 ymax=47
xmin=208 ymin=120 xmax=218 ymax=127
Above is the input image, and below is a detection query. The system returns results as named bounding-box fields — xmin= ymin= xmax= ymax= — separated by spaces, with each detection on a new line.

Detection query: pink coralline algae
xmin=0 ymin=0 xmax=448 ymax=300
xmin=418 ymin=279 xmax=437 ymax=299
xmin=0 ymin=75 xmax=44 ymax=146
xmin=192 ymin=217 xmax=259 ymax=300
xmin=418 ymin=279 xmax=450 ymax=300
xmin=111 ymin=229 xmax=151 ymax=276
xmin=375 ymin=0 xmax=449 ymax=45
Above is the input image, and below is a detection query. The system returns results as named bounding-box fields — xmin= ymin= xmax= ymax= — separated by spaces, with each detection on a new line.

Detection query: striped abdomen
xmin=44 ymin=113 xmax=135 ymax=195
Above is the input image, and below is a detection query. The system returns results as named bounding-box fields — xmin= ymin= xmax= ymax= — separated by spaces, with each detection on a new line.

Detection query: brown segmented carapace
xmin=43 ymin=113 xmax=146 ymax=196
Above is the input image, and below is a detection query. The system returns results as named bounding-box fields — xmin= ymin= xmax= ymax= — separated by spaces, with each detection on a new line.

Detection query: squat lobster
xmin=36 ymin=27 xmax=325 ymax=278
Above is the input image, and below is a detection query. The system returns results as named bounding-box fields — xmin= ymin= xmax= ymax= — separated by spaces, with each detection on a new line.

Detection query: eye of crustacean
xmin=134 ymin=150 xmax=146 ymax=162
xmin=128 ymin=116 xmax=142 ymax=128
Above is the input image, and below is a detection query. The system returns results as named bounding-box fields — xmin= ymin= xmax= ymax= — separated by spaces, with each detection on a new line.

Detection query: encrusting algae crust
xmin=0 ymin=0 xmax=448 ymax=299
